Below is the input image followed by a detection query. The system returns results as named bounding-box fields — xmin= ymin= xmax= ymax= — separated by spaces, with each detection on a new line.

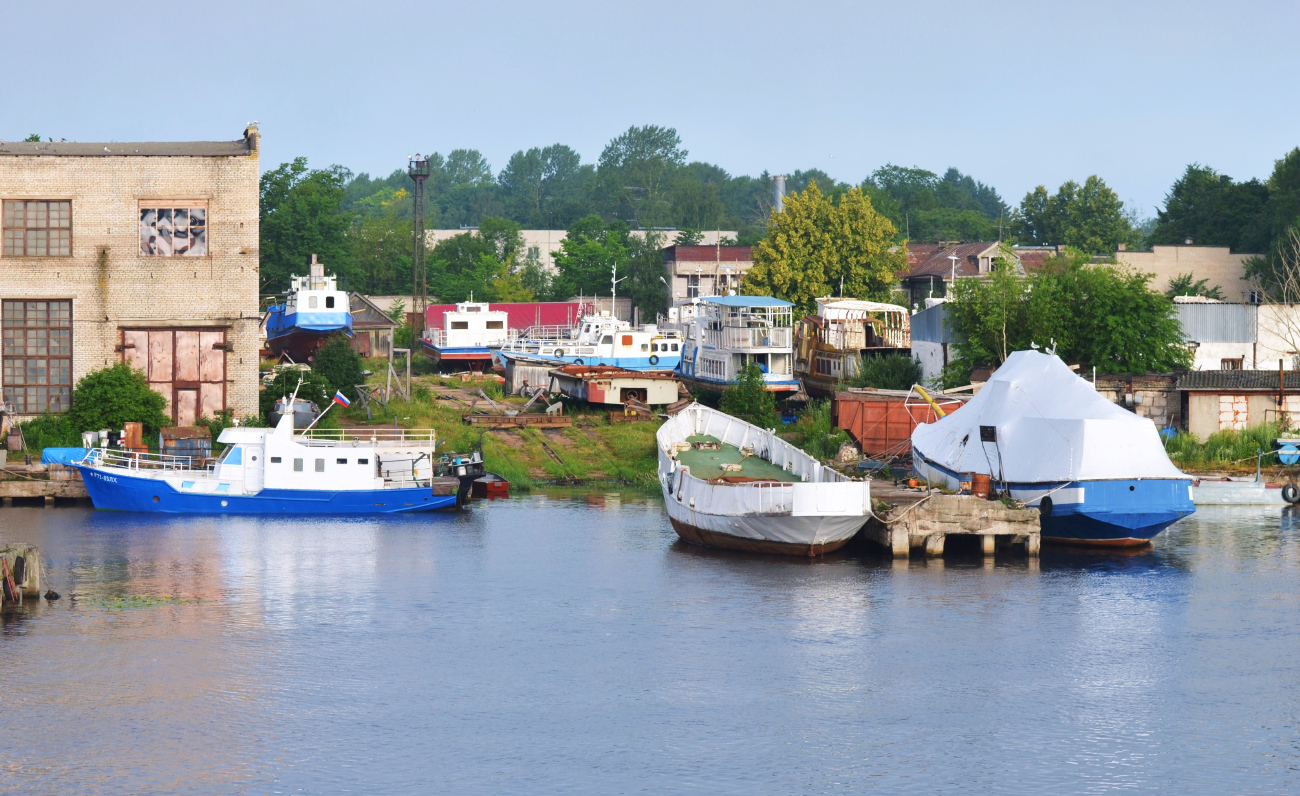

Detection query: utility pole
xmin=408 ymin=154 xmax=431 ymax=339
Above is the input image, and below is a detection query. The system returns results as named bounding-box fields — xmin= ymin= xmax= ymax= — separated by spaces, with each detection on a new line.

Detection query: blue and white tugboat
xmin=75 ymin=392 xmax=459 ymax=514
xmin=264 ymin=254 xmax=353 ymax=362
xmin=911 ymin=350 xmax=1195 ymax=546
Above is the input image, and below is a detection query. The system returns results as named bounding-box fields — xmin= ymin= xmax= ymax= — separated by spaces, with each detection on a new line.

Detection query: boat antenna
xmin=611 ymin=261 xmax=626 ymax=319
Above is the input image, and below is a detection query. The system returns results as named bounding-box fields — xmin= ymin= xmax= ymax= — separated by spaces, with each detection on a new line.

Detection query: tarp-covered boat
xmin=911 ymin=350 xmax=1194 ymax=546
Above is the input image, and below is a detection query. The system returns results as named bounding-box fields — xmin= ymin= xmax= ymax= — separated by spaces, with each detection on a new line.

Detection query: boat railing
xmin=296 ymin=428 xmax=437 ymax=443
xmin=519 ymin=324 xmax=578 ymax=341
xmin=88 ymin=448 xmax=199 ymax=471
xmin=425 ymin=328 xmax=521 ymax=347
xmin=704 ymin=326 xmax=792 ymax=349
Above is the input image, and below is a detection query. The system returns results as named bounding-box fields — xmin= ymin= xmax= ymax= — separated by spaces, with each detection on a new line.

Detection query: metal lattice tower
xmin=408 ymin=155 xmax=431 ymax=337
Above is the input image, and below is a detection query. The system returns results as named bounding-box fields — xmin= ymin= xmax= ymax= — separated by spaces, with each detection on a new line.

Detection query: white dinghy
xmin=657 ymin=403 xmax=871 ymax=556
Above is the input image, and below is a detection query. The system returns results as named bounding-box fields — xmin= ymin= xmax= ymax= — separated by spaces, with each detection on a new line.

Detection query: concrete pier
xmin=0 ymin=464 xmax=89 ymax=506
xmin=864 ymin=484 xmax=1041 ymax=558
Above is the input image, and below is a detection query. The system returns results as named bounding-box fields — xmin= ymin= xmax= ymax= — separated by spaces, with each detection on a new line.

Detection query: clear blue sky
xmin=5 ymin=0 xmax=1296 ymax=218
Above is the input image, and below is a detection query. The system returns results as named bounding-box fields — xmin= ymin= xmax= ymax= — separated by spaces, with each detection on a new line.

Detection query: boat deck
xmin=674 ymin=434 xmax=801 ymax=483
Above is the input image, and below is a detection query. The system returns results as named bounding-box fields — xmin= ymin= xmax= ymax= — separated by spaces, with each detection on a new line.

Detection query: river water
xmin=2 ymin=496 xmax=1299 ymax=794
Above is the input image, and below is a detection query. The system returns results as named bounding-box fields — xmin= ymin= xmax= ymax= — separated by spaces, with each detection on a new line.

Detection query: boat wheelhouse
xmin=420 ymin=301 xmax=514 ymax=371
xmin=795 ymin=298 xmax=912 ymax=397
xmin=494 ymin=312 xmax=683 ymax=372
xmin=667 ymin=296 xmax=799 ymax=395
xmin=75 ymin=410 xmax=459 ymax=514
xmin=264 ymin=255 xmax=352 ymax=362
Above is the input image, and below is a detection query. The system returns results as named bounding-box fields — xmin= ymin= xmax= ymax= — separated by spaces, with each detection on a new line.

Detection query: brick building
xmin=0 ymin=126 xmax=261 ymax=424
xmin=663 ymin=245 xmax=753 ymax=308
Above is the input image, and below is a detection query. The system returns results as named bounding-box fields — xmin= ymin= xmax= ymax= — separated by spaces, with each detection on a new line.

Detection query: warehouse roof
xmin=1175 ymin=370 xmax=1287 ymax=391
xmin=0 ymin=127 xmax=258 ymax=158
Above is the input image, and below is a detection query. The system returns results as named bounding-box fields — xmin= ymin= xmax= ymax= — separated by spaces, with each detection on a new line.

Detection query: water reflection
xmin=1 ymin=498 xmax=1298 ymax=793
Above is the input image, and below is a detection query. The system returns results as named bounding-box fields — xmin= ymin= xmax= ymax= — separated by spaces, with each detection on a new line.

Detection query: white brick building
xmin=0 ymin=126 xmax=261 ymax=424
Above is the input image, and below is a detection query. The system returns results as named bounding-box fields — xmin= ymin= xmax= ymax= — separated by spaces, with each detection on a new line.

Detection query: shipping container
xmin=833 ymin=388 xmax=968 ymax=457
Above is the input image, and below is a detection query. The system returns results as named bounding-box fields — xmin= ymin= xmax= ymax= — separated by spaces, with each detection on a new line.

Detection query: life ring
xmin=649 ymin=355 xmax=660 ymax=366
xmin=1284 ymin=484 xmax=1300 ymax=504
xmin=573 ymin=358 xmax=584 ymax=366
xmin=555 ymin=348 xmax=565 ymax=358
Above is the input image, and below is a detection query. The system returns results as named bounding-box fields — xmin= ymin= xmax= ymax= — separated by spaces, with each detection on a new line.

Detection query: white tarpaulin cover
xmin=911 ymin=350 xmax=1186 ymax=484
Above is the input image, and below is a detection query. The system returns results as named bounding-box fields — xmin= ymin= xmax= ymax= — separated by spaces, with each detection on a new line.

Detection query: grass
xmin=1164 ymin=422 xmax=1283 ymax=471
xmin=780 ymin=399 xmax=850 ymax=461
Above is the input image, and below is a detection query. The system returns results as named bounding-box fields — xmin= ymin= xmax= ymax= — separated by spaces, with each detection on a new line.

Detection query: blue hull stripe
xmin=913 ymin=448 xmax=1195 ymax=542
xmin=498 ymin=351 xmax=680 ymax=371
xmin=266 ymin=310 xmax=353 ymax=338
xmin=77 ymin=466 xmax=456 ymax=515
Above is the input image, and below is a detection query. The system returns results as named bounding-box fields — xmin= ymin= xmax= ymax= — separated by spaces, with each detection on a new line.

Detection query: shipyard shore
xmin=3 ymin=498 xmax=1299 ymax=792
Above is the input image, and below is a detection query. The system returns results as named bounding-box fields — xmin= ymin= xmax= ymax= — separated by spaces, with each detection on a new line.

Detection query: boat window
xmin=309 ymin=295 xmax=318 ymax=309
xmin=315 ymin=458 xmax=325 ymax=472
xmin=601 ymin=335 xmax=613 ymax=345
xmin=641 ymin=344 xmax=649 ymax=351
xmin=271 ymin=457 xmax=281 ymax=463
xmin=218 ymin=446 xmax=242 ymax=465
xmin=337 ymin=458 xmax=347 ymax=464
xmin=451 ymin=321 xmax=469 ymax=330
xmin=358 ymin=458 xmax=369 ymax=464
xmin=671 ymin=343 xmax=679 ymax=352
xmin=326 ymin=296 xmax=335 ymax=308
xmin=293 ymin=458 xmax=303 ymax=472
xmin=486 ymin=321 xmax=504 ymax=329
xmin=584 ymin=325 xmax=591 ymax=333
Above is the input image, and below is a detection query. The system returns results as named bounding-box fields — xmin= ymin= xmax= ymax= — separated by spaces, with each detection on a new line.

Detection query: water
xmin=3 ymin=497 xmax=1300 ymax=794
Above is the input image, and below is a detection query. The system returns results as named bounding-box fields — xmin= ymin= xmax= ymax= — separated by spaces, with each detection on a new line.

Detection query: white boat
xmin=663 ymin=296 xmax=801 ymax=395
xmin=794 ymin=298 xmax=912 ymax=398
xmin=494 ymin=312 xmax=683 ymax=371
xmin=420 ymin=301 xmax=515 ymax=371
xmin=657 ymin=403 xmax=872 ymax=556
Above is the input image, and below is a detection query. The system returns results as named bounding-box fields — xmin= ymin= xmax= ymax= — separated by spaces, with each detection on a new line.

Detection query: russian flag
xmin=332 ymin=390 xmax=351 ymax=407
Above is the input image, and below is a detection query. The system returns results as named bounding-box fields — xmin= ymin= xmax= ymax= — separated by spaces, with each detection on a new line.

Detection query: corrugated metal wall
xmin=910 ymin=303 xmax=953 ymax=343
xmin=1175 ymin=303 xmax=1255 ymax=343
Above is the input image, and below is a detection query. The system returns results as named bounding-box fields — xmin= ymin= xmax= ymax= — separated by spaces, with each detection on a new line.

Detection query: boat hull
xmin=668 ymin=517 xmax=856 ymax=556
xmin=76 ymin=465 xmax=457 ymax=515
xmin=661 ymin=482 xmax=866 ymax=557
xmin=419 ymin=338 xmax=494 ymax=371
xmin=913 ymin=450 xmax=1194 ymax=545
xmin=676 ymin=372 xmax=801 ymax=396
xmin=496 ymin=349 xmax=680 ymax=372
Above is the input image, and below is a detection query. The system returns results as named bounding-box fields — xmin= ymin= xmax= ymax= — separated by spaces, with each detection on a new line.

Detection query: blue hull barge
xmin=911 ymin=350 xmax=1194 ymax=546
xmin=75 ymin=412 xmax=458 ymax=515
xmin=264 ymin=255 xmax=353 ymax=362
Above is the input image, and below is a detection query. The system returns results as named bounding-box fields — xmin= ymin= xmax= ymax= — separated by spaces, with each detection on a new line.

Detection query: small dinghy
xmin=911 ymin=350 xmax=1194 ymax=546
xmin=657 ymin=403 xmax=871 ymax=556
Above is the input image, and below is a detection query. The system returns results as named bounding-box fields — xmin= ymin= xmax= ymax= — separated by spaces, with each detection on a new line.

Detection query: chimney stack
xmin=773 ymin=175 xmax=787 ymax=213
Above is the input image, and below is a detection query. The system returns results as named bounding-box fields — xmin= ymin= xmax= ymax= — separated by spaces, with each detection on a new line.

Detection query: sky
xmin=5 ymin=0 xmax=1298 ymax=218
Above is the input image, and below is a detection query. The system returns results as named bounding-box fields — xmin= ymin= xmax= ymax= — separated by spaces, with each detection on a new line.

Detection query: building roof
xmin=701 ymin=295 xmax=793 ymax=308
xmin=0 ymin=133 xmax=257 ymax=158
xmin=1176 ymin=370 xmax=1287 ymax=391
xmin=349 ymin=293 xmax=399 ymax=328
xmin=900 ymin=242 xmax=1058 ymax=281
xmin=662 ymin=245 xmax=752 ymax=262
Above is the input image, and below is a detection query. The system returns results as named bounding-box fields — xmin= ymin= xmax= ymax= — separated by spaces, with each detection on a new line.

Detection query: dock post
xmin=43 ymin=496 xmax=54 ymax=508
xmin=924 ymin=534 xmax=945 ymax=557
xmin=981 ymin=534 xmax=996 ymax=556
xmin=890 ymin=526 xmax=909 ymax=558
xmin=1 ymin=497 xmax=10 ymax=508
xmin=1026 ymin=532 xmax=1041 ymax=557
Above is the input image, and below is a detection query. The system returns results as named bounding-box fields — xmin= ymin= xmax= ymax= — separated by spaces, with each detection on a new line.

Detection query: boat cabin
xmin=436 ymin=302 xmax=512 ymax=347
xmin=669 ymin=296 xmax=798 ymax=393
xmin=285 ymin=257 xmax=349 ymax=322
xmin=795 ymin=298 xmax=912 ymax=397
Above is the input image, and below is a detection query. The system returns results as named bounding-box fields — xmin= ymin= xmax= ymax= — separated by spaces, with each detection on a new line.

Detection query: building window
xmin=139 ymin=206 xmax=206 ymax=256
xmin=687 ymin=274 xmax=700 ymax=299
xmin=3 ymin=201 xmax=71 ymax=257
xmin=1221 ymin=358 xmax=1244 ymax=370
xmin=1250 ymin=291 xmax=1264 ymax=305
xmin=527 ymin=246 xmax=540 ymax=259
xmin=3 ymin=300 xmax=72 ymax=413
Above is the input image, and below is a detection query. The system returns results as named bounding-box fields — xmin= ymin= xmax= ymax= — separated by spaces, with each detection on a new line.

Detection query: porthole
xmin=221 ymin=500 xmax=228 ymax=507
xmin=152 ymin=496 xmax=159 ymax=502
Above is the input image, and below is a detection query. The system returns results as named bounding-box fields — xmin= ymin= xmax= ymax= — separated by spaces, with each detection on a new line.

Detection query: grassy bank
xmin=1164 ymin=422 xmax=1284 ymax=472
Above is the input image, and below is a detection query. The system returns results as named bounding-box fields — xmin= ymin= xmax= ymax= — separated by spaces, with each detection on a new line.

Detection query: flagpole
xmin=302 ymin=401 xmax=334 ymax=431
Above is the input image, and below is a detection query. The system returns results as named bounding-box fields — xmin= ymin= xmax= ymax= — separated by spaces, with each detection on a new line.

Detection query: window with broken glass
xmin=2 ymin=201 xmax=72 ymax=257
xmin=2 ymin=300 xmax=72 ymax=413
xmin=139 ymin=206 xmax=207 ymax=256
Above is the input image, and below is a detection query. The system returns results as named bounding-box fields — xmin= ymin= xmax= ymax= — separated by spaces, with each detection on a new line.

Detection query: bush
xmin=16 ymin=413 xmax=80 ymax=452
xmin=786 ymin=399 xmax=850 ymax=460
xmin=719 ymin=363 xmax=780 ymax=429
xmin=1164 ymin=422 xmax=1282 ymax=470
xmin=852 ymin=353 xmax=922 ymax=391
xmin=260 ymin=368 xmax=333 ymax=424
xmin=68 ymin=363 xmax=169 ymax=435
xmin=313 ymin=334 xmax=364 ymax=400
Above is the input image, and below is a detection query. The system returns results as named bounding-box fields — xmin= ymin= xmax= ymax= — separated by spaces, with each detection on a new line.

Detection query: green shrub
xmin=260 ymin=368 xmax=332 ymax=424
xmin=852 ymin=353 xmax=922 ymax=391
xmin=313 ymin=334 xmax=364 ymax=400
xmin=719 ymin=363 xmax=779 ymax=429
xmin=1164 ymin=422 xmax=1282 ymax=469
xmin=787 ymin=399 xmax=850 ymax=460
xmin=16 ymin=413 xmax=80 ymax=452
xmin=68 ymin=363 xmax=169 ymax=435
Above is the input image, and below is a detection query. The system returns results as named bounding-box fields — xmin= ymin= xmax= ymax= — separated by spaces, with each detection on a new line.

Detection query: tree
xmin=68 ymin=363 xmax=169 ymax=435
xmin=852 ymin=354 xmax=922 ymax=390
xmin=426 ymin=217 xmax=535 ymax=303
xmin=312 ymin=334 xmax=364 ymax=399
xmin=1165 ymin=273 xmax=1225 ymax=300
xmin=1269 ymin=148 xmax=1300 ymax=242
xmin=260 ymin=368 xmax=332 ymax=424
xmin=23 ymin=134 xmax=41 ymax=143
xmin=861 ymin=164 xmax=1009 ymax=243
xmin=622 ymin=230 xmax=669 ymax=320
xmin=744 ymin=182 xmax=905 ymax=314
xmin=552 ymin=215 xmax=629 ymax=299
xmin=349 ymin=188 xmax=412 ymax=294
xmin=1015 ymin=176 xmax=1133 ymax=254
xmin=260 ymin=157 xmax=355 ymax=293
xmin=945 ymin=248 xmax=1192 ymax=382
xmin=1150 ymin=165 xmax=1272 ymax=253
xmin=497 ymin=144 xmax=592 ymax=228
xmin=596 ymin=125 xmax=687 ymax=227
xmin=719 ymin=364 xmax=779 ymax=429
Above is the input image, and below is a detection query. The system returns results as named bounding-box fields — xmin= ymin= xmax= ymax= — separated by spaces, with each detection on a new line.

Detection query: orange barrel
xmin=972 ymin=473 xmax=991 ymax=499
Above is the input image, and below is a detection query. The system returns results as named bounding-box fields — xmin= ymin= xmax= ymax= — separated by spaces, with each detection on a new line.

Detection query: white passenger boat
xmin=657 ymin=403 xmax=871 ymax=556
xmin=665 ymin=296 xmax=801 ymax=395
xmin=494 ymin=312 xmax=683 ymax=371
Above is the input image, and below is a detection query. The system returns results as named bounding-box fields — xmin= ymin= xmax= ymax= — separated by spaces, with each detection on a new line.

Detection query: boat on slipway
xmin=74 ymin=408 xmax=460 ymax=515
xmin=794 ymin=298 xmax=912 ymax=398
xmin=494 ymin=312 xmax=683 ymax=373
xmin=419 ymin=301 xmax=514 ymax=371
xmin=664 ymin=296 xmax=801 ymax=396
xmin=264 ymin=255 xmax=352 ymax=362
xmin=658 ymin=403 xmax=872 ymax=556
xmin=911 ymin=350 xmax=1195 ymax=546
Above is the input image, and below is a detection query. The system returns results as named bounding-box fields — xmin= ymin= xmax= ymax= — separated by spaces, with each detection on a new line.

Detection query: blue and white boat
xmin=420 ymin=301 xmax=515 ymax=371
xmin=664 ymin=296 xmax=801 ymax=395
xmin=74 ymin=409 xmax=458 ymax=515
xmin=264 ymin=255 xmax=353 ymax=362
xmin=493 ymin=312 xmax=683 ymax=372
xmin=911 ymin=350 xmax=1195 ymax=546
